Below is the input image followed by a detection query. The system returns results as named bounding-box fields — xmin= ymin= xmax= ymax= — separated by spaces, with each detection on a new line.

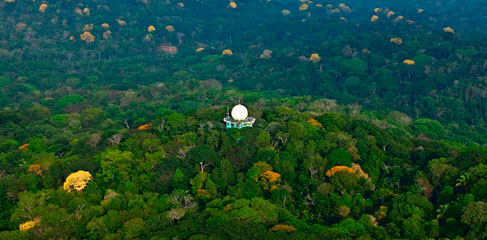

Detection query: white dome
xmin=231 ymin=104 xmax=248 ymax=121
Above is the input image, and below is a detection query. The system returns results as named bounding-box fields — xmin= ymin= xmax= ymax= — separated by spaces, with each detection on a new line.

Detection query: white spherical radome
xmin=231 ymin=104 xmax=248 ymax=121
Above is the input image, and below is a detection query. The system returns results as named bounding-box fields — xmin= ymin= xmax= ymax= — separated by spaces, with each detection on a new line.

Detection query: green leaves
xmin=0 ymin=76 xmax=11 ymax=88
xmin=99 ymin=149 xmax=133 ymax=183
xmin=461 ymin=201 xmax=487 ymax=239
xmin=122 ymin=218 xmax=147 ymax=239
xmin=327 ymin=148 xmax=352 ymax=169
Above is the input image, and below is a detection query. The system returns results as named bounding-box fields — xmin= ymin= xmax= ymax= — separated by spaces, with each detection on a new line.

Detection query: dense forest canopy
xmin=1 ymin=0 xmax=487 ymax=142
xmin=1 ymin=0 xmax=487 ymax=239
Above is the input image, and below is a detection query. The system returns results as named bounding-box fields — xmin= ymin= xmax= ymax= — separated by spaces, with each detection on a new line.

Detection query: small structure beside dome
xmin=224 ymin=104 xmax=255 ymax=129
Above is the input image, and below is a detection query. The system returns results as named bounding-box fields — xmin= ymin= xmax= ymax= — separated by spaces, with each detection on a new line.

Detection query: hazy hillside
xmin=1 ymin=0 xmax=487 ymax=239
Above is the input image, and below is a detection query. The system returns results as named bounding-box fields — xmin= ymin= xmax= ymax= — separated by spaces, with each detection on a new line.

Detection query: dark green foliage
xmin=0 ymin=88 xmax=483 ymax=238
xmin=326 ymin=148 xmax=352 ymax=169
xmin=0 ymin=0 xmax=487 ymax=238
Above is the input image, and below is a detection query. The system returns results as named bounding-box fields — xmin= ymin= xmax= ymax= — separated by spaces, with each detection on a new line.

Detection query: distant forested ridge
xmin=1 ymin=0 xmax=487 ymax=239
xmin=1 ymin=0 xmax=487 ymax=142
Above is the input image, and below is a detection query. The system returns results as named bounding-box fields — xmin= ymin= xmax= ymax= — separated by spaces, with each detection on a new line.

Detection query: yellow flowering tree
xmin=393 ymin=16 xmax=404 ymax=23
xmin=103 ymin=30 xmax=112 ymax=39
xmin=309 ymin=53 xmax=321 ymax=63
xmin=403 ymin=59 xmax=415 ymax=65
xmin=39 ymin=3 xmax=48 ymax=13
xmin=83 ymin=7 xmax=90 ymax=16
xmin=166 ymin=25 xmax=175 ymax=32
xmin=260 ymin=49 xmax=272 ymax=59
xmin=63 ymin=170 xmax=93 ymax=192
xmin=338 ymin=3 xmax=351 ymax=12
xmin=222 ymin=49 xmax=233 ymax=56
xmin=15 ymin=23 xmax=27 ymax=31
xmin=117 ymin=19 xmax=127 ymax=26
xmin=19 ymin=218 xmax=40 ymax=231
xmin=148 ymin=25 xmax=156 ymax=32
xmin=387 ymin=11 xmax=395 ymax=18
xmin=351 ymin=163 xmax=371 ymax=181
xmin=443 ymin=27 xmax=455 ymax=33
xmin=370 ymin=15 xmax=379 ymax=22
xmin=83 ymin=24 xmax=94 ymax=32
xmin=74 ymin=8 xmax=83 ymax=15
xmin=307 ymin=118 xmax=323 ymax=127
xmin=390 ymin=37 xmax=403 ymax=45
xmin=80 ymin=32 xmax=95 ymax=43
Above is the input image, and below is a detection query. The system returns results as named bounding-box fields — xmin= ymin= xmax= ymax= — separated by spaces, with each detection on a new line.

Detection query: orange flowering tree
xmin=138 ymin=124 xmax=152 ymax=131
xmin=19 ymin=143 xmax=29 ymax=151
xmin=326 ymin=166 xmax=355 ymax=177
xmin=327 ymin=166 xmax=370 ymax=195
xmin=165 ymin=25 xmax=175 ymax=32
xmin=261 ymin=170 xmax=280 ymax=183
xmin=375 ymin=206 xmax=387 ymax=220
xmin=249 ymin=162 xmax=280 ymax=191
xmin=260 ymin=170 xmax=281 ymax=191
xmin=190 ymin=171 xmax=217 ymax=199
xmin=222 ymin=49 xmax=233 ymax=56
xmin=28 ymin=164 xmax=43 ymax=176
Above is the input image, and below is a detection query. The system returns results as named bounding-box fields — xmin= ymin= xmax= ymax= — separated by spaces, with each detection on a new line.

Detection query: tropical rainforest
xmin=1 ymin=0 xmax=487 ymax=239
